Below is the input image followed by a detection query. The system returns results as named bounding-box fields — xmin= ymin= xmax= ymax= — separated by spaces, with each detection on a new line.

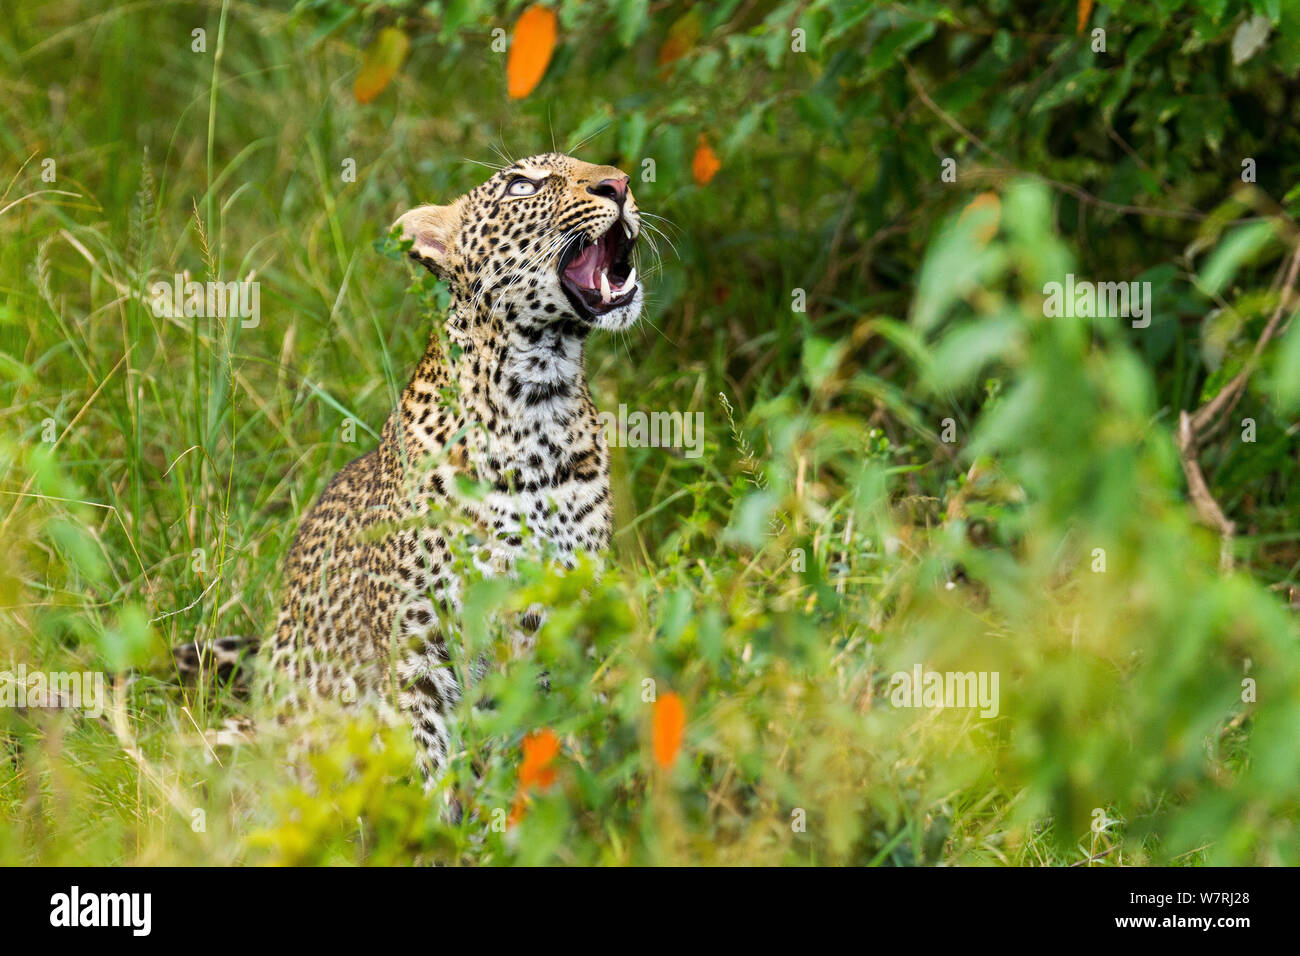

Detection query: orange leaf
xmin=507 ymin=5 xmax=558 ymax=100
xmin=692 ymin=135 xmax=721 ymax=186
xmin=1077 ymin=0 xmax=1094 ymax=36
xmin=658 ymin=8 xmax=702 ymax=67
xmin=652 ymin=692 xmax=686 ymax=769
xmin=519 ymin=728 xmax=560 ymax=789
xmin=959 ymin=192 xmax=1001 ymax=245
xmin=354 ymin=27 xmax=410 ymax=105
xmin=509 ymin=793 xmax=526 ymax=826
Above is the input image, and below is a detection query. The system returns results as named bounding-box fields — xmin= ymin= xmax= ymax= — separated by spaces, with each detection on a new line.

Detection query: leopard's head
xmin=395 ymin=152 xmax=643 ymax=333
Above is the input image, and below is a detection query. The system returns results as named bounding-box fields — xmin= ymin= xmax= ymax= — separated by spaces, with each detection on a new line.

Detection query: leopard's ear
xmin=393 ymin=199 xmax=464 ymax=277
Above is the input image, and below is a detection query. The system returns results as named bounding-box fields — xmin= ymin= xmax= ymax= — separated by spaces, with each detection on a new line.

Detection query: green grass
xmin=2 ymin=0 xmax=1300 ymax=865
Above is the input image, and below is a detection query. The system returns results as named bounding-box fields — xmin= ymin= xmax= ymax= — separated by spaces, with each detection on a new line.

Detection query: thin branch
xmin=1176 ymin=411 xmax=1236 ymax=571
xmin=1190 ymin=245 xmax=1300 ymax=438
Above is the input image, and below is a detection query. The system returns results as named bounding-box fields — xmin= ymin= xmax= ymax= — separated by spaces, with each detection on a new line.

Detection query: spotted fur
xmin=265 ymin=154 xmax=643 ymax=783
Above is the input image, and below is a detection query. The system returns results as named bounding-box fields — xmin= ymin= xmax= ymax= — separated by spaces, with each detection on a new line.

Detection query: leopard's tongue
xmin=563 ymin=239 xmax=608 ymax=289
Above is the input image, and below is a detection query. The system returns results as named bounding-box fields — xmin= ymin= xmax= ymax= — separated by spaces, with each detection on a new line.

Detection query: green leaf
xmin=620 ymin=112 xmax=647 ymax=164
xmin=913 ymin=208 xmax=1007 ymax=333
xmin=723 ymin=489 xmax=779 ymax=549
xmin=802 ymin=335 xmax=847 ymax=390
xmin=1276 ymin=309 xmax=1300 ymax=410
xmin=723 ymin=101 xmax=766 ymax=156
xmin=1198 ymin=221 xmax=1275 ymax=296
xmin=616 ymin=0 xmax=650 ymax=47
xmin=96 ymin=604 xmax=157 ymax=672
xmin=927 ymin=314 xmax=1021 ymax=392
xmin=865 ymin=18 xmax=936 ymax=73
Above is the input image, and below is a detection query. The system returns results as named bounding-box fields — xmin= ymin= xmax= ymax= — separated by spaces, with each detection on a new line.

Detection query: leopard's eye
xmin=506 ymin=177 xmax=540 ymax=197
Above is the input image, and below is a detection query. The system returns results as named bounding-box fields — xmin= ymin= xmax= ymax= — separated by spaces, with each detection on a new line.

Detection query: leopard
xmin=185 ymin=153 xmax=644 ymax=786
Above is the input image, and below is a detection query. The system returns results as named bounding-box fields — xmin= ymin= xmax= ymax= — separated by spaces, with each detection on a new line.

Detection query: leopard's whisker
xmin=462 ymin=158 xmax=506 ymax=172
xmin=566 ymin=122 xmax=612 ymax=155
xmin=466 ymin=229 xmax=570 ymax=323
xmin=640 ymin=218 xmax=679 ymax=262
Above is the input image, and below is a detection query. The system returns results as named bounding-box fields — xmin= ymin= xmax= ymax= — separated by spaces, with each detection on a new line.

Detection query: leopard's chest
xmin=379 ymin=333 xmax=611 ymax=633
xmin=372 ymin=456 xmax=608 ymax=656
xmin=396 ymin=452 xmax=611 ymax=566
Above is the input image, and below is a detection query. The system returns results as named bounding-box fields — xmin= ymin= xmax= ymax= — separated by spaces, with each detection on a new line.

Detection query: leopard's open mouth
xmin=558 ymin=220 xmax=637 ymax=318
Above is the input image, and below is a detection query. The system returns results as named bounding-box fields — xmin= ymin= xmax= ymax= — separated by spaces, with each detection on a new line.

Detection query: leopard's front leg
xmin=397 ymin=630 xmax=462 ymax=787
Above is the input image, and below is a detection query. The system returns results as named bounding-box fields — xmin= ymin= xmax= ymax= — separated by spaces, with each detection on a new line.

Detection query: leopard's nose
xmin=588 ymin=176 xmax=630 ymax=205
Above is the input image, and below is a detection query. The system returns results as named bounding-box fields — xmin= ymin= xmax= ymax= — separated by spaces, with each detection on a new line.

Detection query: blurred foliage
xmin=1 ymin=0 xmax=1300 ymax=865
